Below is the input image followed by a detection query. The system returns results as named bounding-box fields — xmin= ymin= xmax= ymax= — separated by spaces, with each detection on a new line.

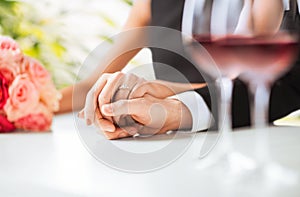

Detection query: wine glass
xmin=182 ymin=0 xmax=300 ymax=181
xmin=182 ymin=0 xmax=254 ymax=174
xmin=236 ymin=3 xmax=300 ymax=183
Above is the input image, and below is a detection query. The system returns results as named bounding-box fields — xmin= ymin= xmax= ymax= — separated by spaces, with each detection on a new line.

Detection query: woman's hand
xmin=78 ymin=72 xmax=147 ymax=130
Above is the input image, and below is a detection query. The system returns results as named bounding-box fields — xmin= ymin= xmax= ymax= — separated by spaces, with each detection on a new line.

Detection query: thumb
xmin=101 ymin=99 xmax=143 ymax=117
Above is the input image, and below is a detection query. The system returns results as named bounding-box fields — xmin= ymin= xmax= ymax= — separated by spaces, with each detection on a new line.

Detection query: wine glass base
xmin=197 ymin=150 xmax=298 ymax=186
xmin=196 ymin=132 xmax=256 ymax=174
xmin=240 ymin=162 xmax=299 ymax=186
xmin=197 ymin=150 xmax=257 ymax=176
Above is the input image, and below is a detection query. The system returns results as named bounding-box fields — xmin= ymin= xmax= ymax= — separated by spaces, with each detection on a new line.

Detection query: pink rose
xmin=21 ymin=56 xmax=61 ymax=112
xmin=21 ymin=56 xmax=51 ymax=89
xmin=0 ymin=36 xmax=22 ymax=84
xmin=4 ymin=75 xmax=39 ymax=122
xmin=0 ymin=36 xmax=22 ymax=63
xmin=0 ymin=63 xmax=19 ymax=84
xmin=0 ymin=74 xmax=9 ymax=109
xmin=0 ymin=36 xmax=22 ymax=58
xmin=15 ymin=103 xmax=52 ymax=131
xmin=0 ymin=114 xmax=15 ymax=133
xmin=0 ymin=36 xmax=20 ymax=52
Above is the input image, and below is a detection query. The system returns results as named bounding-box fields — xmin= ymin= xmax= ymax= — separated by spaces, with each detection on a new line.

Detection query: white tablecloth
xmin=0 ymin=114 xmax=299 ymax=197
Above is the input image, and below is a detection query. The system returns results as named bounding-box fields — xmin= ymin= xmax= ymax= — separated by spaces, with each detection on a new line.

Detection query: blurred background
xmin=0 ymin=0 xmax=299 ymax=124
xmin=0 ymin=0 xmax=151 ymax=89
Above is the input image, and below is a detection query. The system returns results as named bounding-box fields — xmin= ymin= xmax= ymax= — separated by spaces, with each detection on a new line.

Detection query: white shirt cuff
xmin=283 ymin=0 xmax=300 ymax=13
xmin=284 ymin=0 xmax=290 ymax=10
xmin=171 ymin=91 xmax=214 ymax=132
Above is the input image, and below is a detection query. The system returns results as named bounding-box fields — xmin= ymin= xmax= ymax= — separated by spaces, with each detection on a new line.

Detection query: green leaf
xmin=99 ymin=13 xmax=117 ymax=27
xmin=121 ymin=0 xmax=133 ymax=6
xmin=50 ymin=41 xmax=66 ymax=58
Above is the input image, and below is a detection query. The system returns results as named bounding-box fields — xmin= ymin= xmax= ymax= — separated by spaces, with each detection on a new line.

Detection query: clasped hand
xmin=78 ymin=72 xmax=203 ymax=139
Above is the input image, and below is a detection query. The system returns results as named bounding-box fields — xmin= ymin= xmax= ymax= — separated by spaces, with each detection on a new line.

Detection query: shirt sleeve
xmin=283 ymin=0 xmax=300 ymax=13
xmin=170 ymin=91 xmax=214 ymax=132
xmin=283 ymin=0 xmax=290 ymax=10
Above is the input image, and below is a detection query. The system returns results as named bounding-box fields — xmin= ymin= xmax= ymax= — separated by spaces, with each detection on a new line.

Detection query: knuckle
xmin=107 ymin=77 xmax=121 ymax=89
xmin=86 ymin=89 xmax=93 ymax=98
xmin=115 ymin=71 xmax=124 ymax=78
xmin=84 ymin=106 xmax=94 ymax=115
xmin=94 ymin=81 xmax=102 ymax=90
xmin=137 ymin=81 xmax=147 ymax=89
xmin=127 ymin=73 xmax=135 ymax=78
xmin=92 ymin=90 xmax=99 ymax=98
xmin=102 ymin=73 xmax=110 ymax=78
xmin=85 ymin=94 xmax=94 ymax=106
xmin=125 ymin=73 xmax=137 ymax=83
xmin=142 ymin=82 xmax=151 ymax=91
xmin=132 ymin=74 xmax=139 ymax=81
xmin=138 ymin=77 xmax=146 ymax=84
xmin=100 ymin=94 xmax=111 ymax=104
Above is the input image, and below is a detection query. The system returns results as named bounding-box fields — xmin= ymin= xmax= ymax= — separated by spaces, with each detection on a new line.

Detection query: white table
xmin=0 ymin=114 xmax=300 ymax=197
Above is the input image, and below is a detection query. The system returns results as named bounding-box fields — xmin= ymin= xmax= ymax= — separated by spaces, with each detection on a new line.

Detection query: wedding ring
xmin=118 ymin=84 xmax=130 ymax=90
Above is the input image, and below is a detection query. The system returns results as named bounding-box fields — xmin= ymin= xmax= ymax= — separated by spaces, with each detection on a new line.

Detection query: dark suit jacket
xmin=149 ymin=0 xmax=300 ymax=129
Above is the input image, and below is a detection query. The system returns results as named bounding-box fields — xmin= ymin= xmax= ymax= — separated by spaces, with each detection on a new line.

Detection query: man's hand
xmin=101 ymin=94 xmax=193 ymax=138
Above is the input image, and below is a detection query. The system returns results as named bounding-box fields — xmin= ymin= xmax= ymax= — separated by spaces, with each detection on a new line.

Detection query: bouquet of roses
xmin=0 ymin=36 xmax=61 ymax=133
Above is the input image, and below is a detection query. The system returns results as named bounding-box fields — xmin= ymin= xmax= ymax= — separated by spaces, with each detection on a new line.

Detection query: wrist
xmin=162 ymin=98 xmax=193 ymax=131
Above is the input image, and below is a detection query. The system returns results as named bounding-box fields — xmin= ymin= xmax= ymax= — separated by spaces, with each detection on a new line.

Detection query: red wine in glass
xmin=189 ymin=33 xmax=299 ymax=82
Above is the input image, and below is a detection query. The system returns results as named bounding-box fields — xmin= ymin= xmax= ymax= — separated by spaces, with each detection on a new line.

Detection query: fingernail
xmin=86 ymin=119 xmax=92 ymax=125
xmin=104 ymin=126 xmax=115 ymax=132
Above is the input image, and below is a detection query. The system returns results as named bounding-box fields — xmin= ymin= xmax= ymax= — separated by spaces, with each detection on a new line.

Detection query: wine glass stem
xmin=250 ymin=83 xmax=270 ymax=128
xmin=250 ymin=82 xmax=271 ymax=164
xmin=217 ymin=77 xmax=233 ymax=151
